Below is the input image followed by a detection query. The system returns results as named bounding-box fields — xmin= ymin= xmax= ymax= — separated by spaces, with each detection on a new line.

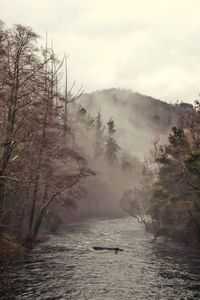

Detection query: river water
xmin=1 ymin=217 xmax=200 ymax=299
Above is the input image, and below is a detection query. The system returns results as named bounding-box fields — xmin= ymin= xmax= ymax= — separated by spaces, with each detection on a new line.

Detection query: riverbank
xmin=0 ymin=232 xmax=52 ymax=262
xmin=148 ymin=224 xmax=200 ymax=250
xmin=0 ymin=234 xmax=24 ymax=261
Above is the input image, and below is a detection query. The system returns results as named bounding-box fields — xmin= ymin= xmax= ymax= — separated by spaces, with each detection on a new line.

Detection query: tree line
xmin=148 ymin=103 xmax=200 ymax=245
xmin=0 ymin=22 xmax=141 ymax=248
xmin=0 ymin=22 xmax=96 ymax=245
xmin=122 ymin=102 xmax=200 ymax=247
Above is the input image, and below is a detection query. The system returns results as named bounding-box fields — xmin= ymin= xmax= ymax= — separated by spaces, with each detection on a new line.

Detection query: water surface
xmin=1 ymin=218 xmax=200 ymax=299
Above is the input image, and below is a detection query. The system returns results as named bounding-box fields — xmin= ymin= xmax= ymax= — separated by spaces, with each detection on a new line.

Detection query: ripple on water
xmin=1 ymin=218 xmax=200 ymax=299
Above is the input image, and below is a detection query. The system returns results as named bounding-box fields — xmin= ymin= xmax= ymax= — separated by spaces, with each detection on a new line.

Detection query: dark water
xmin=1 ymin=218 xmax=200 ymax=300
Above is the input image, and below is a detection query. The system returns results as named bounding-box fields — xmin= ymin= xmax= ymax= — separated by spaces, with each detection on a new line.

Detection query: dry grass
xmin=0 ymin=233 xmax=24 ymax=259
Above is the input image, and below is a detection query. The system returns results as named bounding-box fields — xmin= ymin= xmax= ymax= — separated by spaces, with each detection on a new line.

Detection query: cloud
xmin=1 ymin=0 xmax=200 ymax=102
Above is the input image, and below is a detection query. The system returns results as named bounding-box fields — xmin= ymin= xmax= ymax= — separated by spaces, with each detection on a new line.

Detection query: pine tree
xmin=105 ymin=118 xmax=120 ymax=164
xmin=94 ymin=110 xmax=104 ymax=163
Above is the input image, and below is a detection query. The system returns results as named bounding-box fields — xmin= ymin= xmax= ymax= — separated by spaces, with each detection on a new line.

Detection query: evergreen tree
xmin=94 ymin=110 xmax=104 ymax=163
xmin=105 ymin=118 xmax=120 ymax=164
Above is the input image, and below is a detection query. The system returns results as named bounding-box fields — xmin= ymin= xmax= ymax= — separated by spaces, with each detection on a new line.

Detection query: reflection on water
xmin=1 ymin=218 xmax=200 ymax=299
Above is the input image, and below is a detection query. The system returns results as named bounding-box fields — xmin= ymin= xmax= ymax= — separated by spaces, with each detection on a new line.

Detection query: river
xmin=1 ymin=217 xmax=200 ymax=299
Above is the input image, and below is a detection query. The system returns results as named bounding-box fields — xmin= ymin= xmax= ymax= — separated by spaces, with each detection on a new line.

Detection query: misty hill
xmin=80 ymin=88 xmax=192 ymax=157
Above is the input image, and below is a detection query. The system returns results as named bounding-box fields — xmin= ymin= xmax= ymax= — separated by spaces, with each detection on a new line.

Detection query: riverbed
xmin=1 ymin=218 xmax=200 ymax=299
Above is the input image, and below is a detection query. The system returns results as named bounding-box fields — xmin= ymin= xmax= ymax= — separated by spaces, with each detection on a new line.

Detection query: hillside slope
xmin=80 ymin=88 xmax=192 ymax=157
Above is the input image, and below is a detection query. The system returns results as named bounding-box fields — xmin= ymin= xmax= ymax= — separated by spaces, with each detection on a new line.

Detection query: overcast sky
xmin=1 ymin=0 xmax=200 ymax=102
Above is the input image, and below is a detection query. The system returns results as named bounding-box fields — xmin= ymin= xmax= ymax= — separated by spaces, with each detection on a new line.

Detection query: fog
xmin=58 ymin=88 xmax=178 ymax=221
xmin=0 ymin=1 xmax=196 ymax=229
xmin=81 ymin=89 xmax=177 ymax=157
xmin=1 ymin=3 xmax=200 ymax=299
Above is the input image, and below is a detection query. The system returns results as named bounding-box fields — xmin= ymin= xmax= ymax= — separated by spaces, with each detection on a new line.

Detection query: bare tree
xmin=62 ymin=55 xmax=83 ymax=145
xmin=0 ymin=25 xmax=51 ymax=226
xmin=120 ymin=189 xmax=149 ymax=230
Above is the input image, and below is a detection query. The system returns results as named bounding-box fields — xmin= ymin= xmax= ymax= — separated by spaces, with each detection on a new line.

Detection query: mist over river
xmin=1 ymin=218 xmax=200 ymax=299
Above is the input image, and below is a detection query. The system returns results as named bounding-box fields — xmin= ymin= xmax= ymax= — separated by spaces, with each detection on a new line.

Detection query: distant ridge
xmin=82 ymin=88 xmax=192 ymax=131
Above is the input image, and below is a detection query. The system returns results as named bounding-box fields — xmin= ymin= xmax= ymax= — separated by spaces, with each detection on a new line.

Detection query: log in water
xmin=93 ymin=246 xmax=123 ymax=253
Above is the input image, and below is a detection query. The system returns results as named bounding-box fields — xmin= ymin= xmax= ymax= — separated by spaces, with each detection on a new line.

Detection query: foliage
xmin=148 ymin=105 xmax=200 ymax=245
xmin=0 ymin=233 xmax=24 ymax=258
xmin=155 ymin=145 xmax=168 ymax=164
xmin=169 ymin=127 xmax=185 ymax=146
xmin=105 ymin=118 xmax=120 ymax=164
xmin=185 ymin=151 xmax=200 ymax=175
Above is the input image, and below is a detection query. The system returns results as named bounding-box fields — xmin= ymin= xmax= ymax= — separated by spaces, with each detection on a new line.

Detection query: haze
xmin=1 ymin=0 xmax=200 ymax=102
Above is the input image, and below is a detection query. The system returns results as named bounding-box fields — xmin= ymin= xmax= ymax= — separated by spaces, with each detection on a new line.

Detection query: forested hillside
xmin=0 ymin=22 xmax=196 ymax=254
xmin=81 ymin=89 xmax=192 ymax=157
